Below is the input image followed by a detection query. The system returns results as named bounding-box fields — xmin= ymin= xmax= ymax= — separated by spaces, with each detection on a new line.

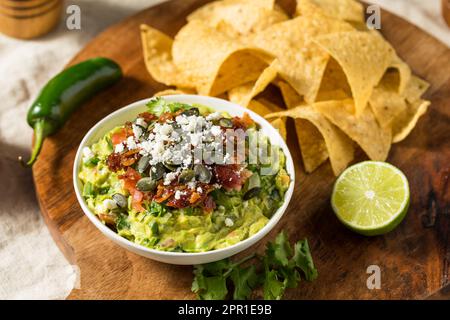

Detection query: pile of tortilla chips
xmin=141 ymin=0 xmax=430 ymax=176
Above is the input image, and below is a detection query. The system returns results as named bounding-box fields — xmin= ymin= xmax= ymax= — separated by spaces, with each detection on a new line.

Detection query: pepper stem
xmin=18 ymin=120 xmax=46 ymax=168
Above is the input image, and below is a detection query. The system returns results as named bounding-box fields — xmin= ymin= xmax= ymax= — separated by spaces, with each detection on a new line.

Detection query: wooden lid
xmin=0 ymin=0 xmax=61 ymax=39
xmin=0 ymin=0 xmax=59 ymax=18
xmin=443 ymin=0 xmax=450 ymax=27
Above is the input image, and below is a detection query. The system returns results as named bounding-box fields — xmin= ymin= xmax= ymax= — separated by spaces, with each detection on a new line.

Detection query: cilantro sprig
xmin=191 ymin=231 xmax=318 ymax=300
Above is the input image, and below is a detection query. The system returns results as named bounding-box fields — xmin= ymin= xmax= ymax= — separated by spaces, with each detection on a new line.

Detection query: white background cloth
xmin=0 ymin=0 xmax=448 ymax=300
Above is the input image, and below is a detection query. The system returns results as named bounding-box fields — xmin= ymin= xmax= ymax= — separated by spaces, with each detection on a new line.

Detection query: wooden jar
xmin=0 ymin=0 xmax=63 ymax=39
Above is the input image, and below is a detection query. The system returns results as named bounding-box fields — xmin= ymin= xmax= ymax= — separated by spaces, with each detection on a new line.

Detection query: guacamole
xmin=79 ymin=98 xmax=290 ymax=252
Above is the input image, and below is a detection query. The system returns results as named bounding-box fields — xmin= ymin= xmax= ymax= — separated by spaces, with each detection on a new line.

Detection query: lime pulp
xmin=331 ymin=161 xmax=410 ymax=236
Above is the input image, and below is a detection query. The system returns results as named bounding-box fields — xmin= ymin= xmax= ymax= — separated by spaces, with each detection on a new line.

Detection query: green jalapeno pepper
xmin=19 ymin=57 xmax=122 ymax=167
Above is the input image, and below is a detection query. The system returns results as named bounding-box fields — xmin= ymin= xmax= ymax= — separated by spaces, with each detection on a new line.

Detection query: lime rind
xmin=331 ymin=161 xmax=410 ymax=236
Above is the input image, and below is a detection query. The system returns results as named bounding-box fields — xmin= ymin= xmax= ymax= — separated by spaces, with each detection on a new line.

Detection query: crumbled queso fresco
xmin=114 ymin=112 xmax=228 ymax=187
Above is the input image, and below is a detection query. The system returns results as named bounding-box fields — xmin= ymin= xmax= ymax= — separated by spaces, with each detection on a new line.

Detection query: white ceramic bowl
xmin=73 ymin=95 xmax=295 ymax=265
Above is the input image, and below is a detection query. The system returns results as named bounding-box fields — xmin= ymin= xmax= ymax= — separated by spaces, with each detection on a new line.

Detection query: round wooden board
xmin=32 ymin=0 xmax=450 ymax=299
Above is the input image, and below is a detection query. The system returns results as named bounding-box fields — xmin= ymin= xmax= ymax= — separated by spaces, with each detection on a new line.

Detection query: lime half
xmin=331 ymin=161 xmax=410 ymax=236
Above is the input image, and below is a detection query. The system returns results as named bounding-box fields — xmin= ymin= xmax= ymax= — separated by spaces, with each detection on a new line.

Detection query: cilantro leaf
xmin=262 ymin=258 xmax=286 ymax=300
xmin=193 ymin=275 xmax=228 ymax=300
xmin=146 ymin=97 xmax=190 ymax=116
xmin=279 ymin=267 xmax=300 ymax=289
xmin=146 ymin=202 xmax=167 ymax=217
xmin=191 ymin=231 xmax=318 ymax=300
xmin=146 ymin=97 xmax=167 ymax=116
xmin=201 ymin=259 xmax=233 ymax=276
xmin=84 ymin=157 xmax=100 ymax=167
xmin=230 ymin=265 xmax=259 ymax=300
xmin=116 ymin=214 xmax=130 ymax=231
xmin=192 ymin=260 xmax=231 ymax=300
xmin=292 ymin=239 xmax=318 ymax=281
xmin=266 ymin=230 xmax=292 ymax=267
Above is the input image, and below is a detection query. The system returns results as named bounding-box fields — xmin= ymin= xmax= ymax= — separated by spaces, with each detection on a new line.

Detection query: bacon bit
xmin=165 ymin=184 xmax=215 ymax=209
xmin=189 ymin=192 xmax=201 ymax=204
xmin=166 ymin=191 xmax=190 ymax=208
xmin=107 ymin=153 xmax=122 ymax=172
xmin=159 ymin=112 xmax=174 ymax=123
xmin=120 ymin=148 xmax=140 ymax=167
xmin=153 ymin=184 xmax=174 ymax=203
xmin=214 ymin=164 xmax=251 ymax=191
xmin=107 ymin=149 xmax=140 ymax=171
xmin=138 ymin=112 xmax=157 ymax=122
xmin=121 ymin=157 xmax=136 ymax=166
xmin=241 ymin=112 xmax=255 ymax=126
xmin=232 ymin=112 xmax=255 ymax=130
xmin=122 ymin=149 xmax=139 ymax=157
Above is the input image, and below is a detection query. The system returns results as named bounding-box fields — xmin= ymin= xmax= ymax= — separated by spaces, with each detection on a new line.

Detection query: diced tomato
xmin=132 ymin=190 xmax=145 ymax=212
xmin=119 ymin=167 xmax=141 ymax=193
xmin=214 ymin=165 xmax=251 ymax=191
xmin=121 ymin=167 xmax=141 ymax=181
xmin=111 ymin=128 xmax=128 ymax=145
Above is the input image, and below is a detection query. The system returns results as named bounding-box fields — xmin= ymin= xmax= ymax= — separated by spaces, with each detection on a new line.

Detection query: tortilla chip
xmin=270 ymin=118 xmax=287 ymax=140
xmin=140 ymin=24 xmax=194 ymax=89
xmin=370 ymin=69 xmax=429 ymax=127
xmin=172 ymin=20 xmax=272 ymax=96
xmin=316 ymin=58 xmax=352 ymax=101
xmin=247 ymin=99 xmax=282 ymax=115
xmin=228 ymin=60 xmax=279 ymax=107
xmin=313 ymin=31 xmax=394 ymax=116
xmin=277 ymin=81 xmax=328 ymax=171
xmin=188 ymin=0 xmax=275 ymax=21
xmin=389 ymin=53 xmax=411 ymax=94
xmin=392 ymin=99 xmax=430 ymax=143
xmin=246 ymin=99 xmax=286 ymax=140
xmin=369 ymin=71 xmax=407 ymax=127
xmin=296 ymin=0 xmax=364 ymax=24
xmin=266 ymin=105 xmax=355 ymax=175
xmin=187 ymin=0 xmax=287 ymax=35
xmin=315 ymin=99 xmax=392 ymax=161
xmin=247 ymin=15 xmax=354 ymax=103
xmin=154 ymin=88 xmax=196 ymax=96
xmin=278 ymin=81 xmax=303 ymax=108
xmin=403 ymin=75 xmax=430 ymax=104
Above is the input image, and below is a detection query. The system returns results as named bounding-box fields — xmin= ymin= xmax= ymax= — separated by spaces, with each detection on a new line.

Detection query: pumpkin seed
xmin=136 ymin=177 xmax=157 ymax=192
xmin=243 ymin=173 xmax=261 ymax=200
xmin=163 ymin=160 xmax=178 ymax=171
xmin=218 ymin=118 xmax=233 ymax=128
xmin=194 ymin=164 xmax=212 ymax=183
xmin=182 ymin=107 xmax=199 ymax=117
xmin=270 ymin=189 xmax=281 ymax=202
xmin=150 ymin=163 xmax=166 ymax=180
xmin=112 ymin=193 xmax=128 ymax=208
xmin=178 ymin=169 xmax=195 ymax=184
xmin=137 ymin=155 xmax=151 ymax=173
